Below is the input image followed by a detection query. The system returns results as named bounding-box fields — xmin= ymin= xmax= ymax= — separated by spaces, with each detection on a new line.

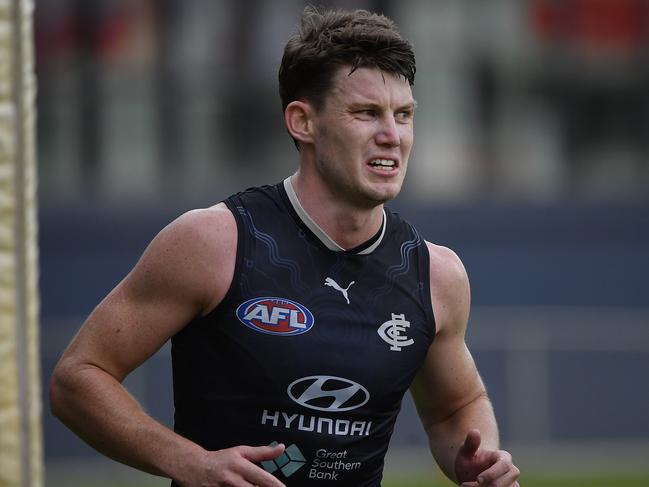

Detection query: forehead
xmin=328 ymin=66 xmax=414 ymax=106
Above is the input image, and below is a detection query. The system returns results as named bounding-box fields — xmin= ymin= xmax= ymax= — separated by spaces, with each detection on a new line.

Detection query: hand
xmin=179 ymin=443 xmax=287 ymax=487
xmin=455 ymin=429 xmax=520 ymax=487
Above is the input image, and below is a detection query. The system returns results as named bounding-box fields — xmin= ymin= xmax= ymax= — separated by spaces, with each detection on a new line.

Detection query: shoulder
xmin=148 ymin=203 xmax=236 ymax=270
xmin=425 ymin=241 xmax=471 ymax=337
xmin=159 ymin=202 xmax=236 ymax=248
xmin=129 ymin=202 xmax=237 ymax=315
xmin=425 ymin=241 xmax=468 ymax=290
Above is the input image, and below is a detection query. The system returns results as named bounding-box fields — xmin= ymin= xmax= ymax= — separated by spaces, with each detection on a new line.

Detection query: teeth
xmin=370 ymin=159 xmax=396 ymax=169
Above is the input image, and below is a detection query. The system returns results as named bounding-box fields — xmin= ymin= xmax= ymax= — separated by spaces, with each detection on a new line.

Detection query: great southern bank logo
xmin=236 ymin=297 xmax=314 ymax=336
xmin=261 ymin=441 xmax=306 ymax=478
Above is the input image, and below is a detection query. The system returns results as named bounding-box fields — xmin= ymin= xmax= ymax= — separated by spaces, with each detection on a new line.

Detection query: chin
xmin=375 ymin=181 xmax=403 ymax=200
xmin=362 ymin=186 xmax=401 ymax=206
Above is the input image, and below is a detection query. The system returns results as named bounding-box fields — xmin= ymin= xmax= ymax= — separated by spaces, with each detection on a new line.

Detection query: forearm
xmin=425 ymin=393 xmax=499 ymax=483
xmin=50 ymin=363 xmax=204 ymax=483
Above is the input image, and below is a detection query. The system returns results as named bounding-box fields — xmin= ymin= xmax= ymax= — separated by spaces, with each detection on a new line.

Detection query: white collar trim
xmin=283 ymin=177 xmax=386 ymax=255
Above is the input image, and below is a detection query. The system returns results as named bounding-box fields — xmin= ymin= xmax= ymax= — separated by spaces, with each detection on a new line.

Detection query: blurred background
xmin=36 ymin=0 xmax=649 ymax=485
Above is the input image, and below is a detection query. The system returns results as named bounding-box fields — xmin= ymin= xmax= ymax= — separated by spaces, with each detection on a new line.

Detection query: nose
xmin=375 ymin=115 xmax=400 ymax=147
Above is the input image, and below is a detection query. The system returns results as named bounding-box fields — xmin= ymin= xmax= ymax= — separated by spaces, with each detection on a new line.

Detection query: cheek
xmin=332 ymin=130 xmax=368 ymax=161
xmin=400 ymin=122 xmax=414 ymax=138
xmin=400 ymin=127 xmax=414 ymax=150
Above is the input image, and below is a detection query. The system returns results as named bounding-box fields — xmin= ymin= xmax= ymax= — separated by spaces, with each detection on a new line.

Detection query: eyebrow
xmin=348 ymin=100 xmax=418 ymax=111
xmin=399 ymin=100 xmax=418 ymax=111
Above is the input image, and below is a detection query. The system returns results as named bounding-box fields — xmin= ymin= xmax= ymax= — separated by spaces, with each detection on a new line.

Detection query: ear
xmin=284 ymin=101 xmax=315 ymax=146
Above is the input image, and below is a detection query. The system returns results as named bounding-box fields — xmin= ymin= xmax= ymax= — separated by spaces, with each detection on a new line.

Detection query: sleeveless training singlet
xmin=170 ymin=180 xmax=436 ymax=486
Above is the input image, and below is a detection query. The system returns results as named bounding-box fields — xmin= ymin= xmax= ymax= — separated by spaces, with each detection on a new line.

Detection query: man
xmin=50 ymin=6 xmax=520 ymax=487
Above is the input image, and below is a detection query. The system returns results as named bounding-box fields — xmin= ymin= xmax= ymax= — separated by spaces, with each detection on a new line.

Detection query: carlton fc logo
xmin=236 ymin=297 xmax=314 ymax=336
xmin=377 ymin=313 xmax=414 ymax=351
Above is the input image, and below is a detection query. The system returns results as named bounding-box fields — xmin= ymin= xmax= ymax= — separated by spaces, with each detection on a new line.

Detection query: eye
xmin=396 ymin=110 xmax=414 ymax=123
xmin=354 ymin=109 xmax=377 ymax=119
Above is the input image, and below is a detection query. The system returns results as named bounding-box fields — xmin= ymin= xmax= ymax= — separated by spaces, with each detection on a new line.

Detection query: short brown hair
xmin=279 ymin=6 xmax=416 ymax=113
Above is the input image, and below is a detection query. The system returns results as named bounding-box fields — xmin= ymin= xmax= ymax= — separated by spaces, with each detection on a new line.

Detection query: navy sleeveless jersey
xmin=170 ymin=182 xmax=436 ymax=486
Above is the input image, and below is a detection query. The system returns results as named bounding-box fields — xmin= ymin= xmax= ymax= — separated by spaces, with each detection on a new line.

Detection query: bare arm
xmin=49 ymin=204 xmax=285 ymax=487
xmin=410 ymin=243 xmax=519 ymax=487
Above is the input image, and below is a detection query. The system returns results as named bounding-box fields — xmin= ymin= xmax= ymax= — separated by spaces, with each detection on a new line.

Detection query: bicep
xmin=59 ymin=208 xmax=235 ymax=382
xmin=410 ymin=335 xmax=486 ymax=429
xmin=66 ymin=275 xmax=198 ymax=382
xmin=411 ymin=242 xmax=485 ymax=428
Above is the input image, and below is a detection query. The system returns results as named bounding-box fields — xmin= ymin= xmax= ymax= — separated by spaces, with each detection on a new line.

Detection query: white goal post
xmin=0 ymin=0 xmax=43 ymax=486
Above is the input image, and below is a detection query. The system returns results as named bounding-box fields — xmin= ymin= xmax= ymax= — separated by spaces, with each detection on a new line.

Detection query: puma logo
xmin=324 ymin=277 xmax=355 ymax=304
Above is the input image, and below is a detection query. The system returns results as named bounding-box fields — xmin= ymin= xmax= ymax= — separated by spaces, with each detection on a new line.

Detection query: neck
xmin=289 ymin=171 xmax=384 ymax=250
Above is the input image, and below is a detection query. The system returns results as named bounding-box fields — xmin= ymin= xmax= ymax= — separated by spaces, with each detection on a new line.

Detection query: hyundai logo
xmin=287 ymin=376 xmax=369 ymax=412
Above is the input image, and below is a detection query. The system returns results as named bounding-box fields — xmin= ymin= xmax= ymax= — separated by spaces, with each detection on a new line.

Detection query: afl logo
xmin=236 ymin=297 xmax=314 ymax=336
xmin=288 ymin=376 xmax=369 ymax=412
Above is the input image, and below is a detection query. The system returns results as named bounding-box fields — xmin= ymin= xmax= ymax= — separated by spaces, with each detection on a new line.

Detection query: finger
xmin=243 ymin=463 xmax=287 ymax=487
xmin=479 ymin=461 xmax=520 ymax=487
xmin=462 ymin=473 xmax=518 ymax=487
xmin=492 ymin=466 xmax=520 ymax=487
xmin=240 ymin=443 xmax=286 ymax=462
xmin=459 ymin=429 xmax=482 ymax=458
xmin=476 ymin=457 xmax=510 ymax=483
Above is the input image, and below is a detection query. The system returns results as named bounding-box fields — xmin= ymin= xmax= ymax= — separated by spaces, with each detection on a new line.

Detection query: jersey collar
xmin=283 ymin=177 xmax=386 ymax=255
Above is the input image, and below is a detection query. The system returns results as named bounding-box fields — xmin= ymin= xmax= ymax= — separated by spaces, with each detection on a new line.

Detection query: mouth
xmin=367 ymin=158 xmax=399 ymax=172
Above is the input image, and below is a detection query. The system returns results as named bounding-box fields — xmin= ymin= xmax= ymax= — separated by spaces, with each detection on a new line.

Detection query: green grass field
xmin=47 ymin=472 xmax=649 ymax=487
xmin=383 ymin=472 xmax=649 ymax=486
